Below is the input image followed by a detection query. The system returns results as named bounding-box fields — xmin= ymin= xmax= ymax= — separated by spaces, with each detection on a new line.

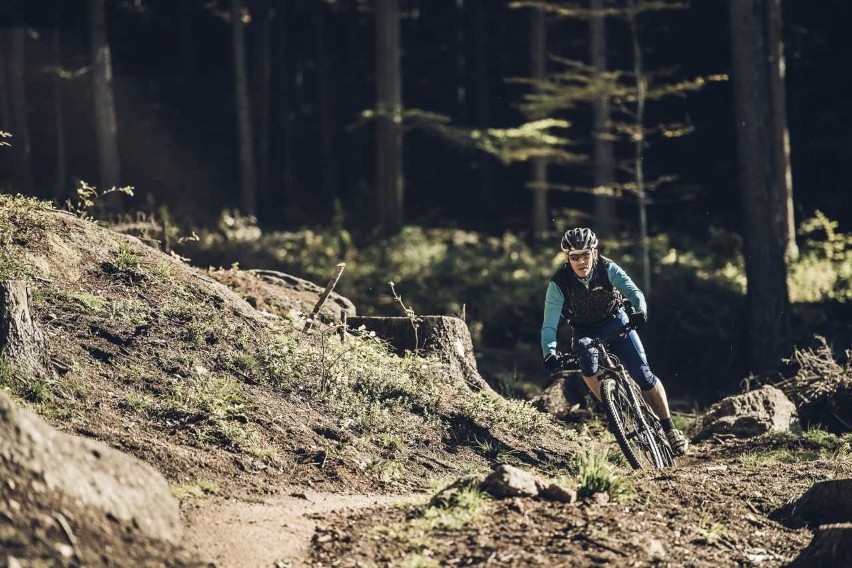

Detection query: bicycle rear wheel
xmin=600 ymin=376 xmax=665 ymax=470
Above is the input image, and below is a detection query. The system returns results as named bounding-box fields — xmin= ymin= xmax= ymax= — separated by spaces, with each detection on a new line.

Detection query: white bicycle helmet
xmin=560 ymin=227 xmax=598 ymax=252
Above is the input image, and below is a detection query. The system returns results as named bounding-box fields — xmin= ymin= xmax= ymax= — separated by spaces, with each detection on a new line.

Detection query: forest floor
xmin=175 ymin=434 xmax=852 ymax=568
xmin=1 ymin=197 xmax=849 ymax=567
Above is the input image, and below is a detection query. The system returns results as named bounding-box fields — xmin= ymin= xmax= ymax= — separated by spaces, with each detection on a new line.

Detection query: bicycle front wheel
xmin=600 ymin=377 xmax=665 ymax=470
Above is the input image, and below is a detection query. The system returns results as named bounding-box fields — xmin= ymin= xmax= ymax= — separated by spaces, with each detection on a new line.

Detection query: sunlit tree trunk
xmin=7 ymin=26 xmax=33 ymax=193
xmin=591 ymin=0 xmax=616 ymax=235
xmin=729 ymin=0 xmax=792 ymax=371
xmin=375 ymin=0 xmax=404 ymax=235
xmin=53 ymin=10 xmax=67 ymax=201
xmin=530 ymin=6 xmax=548 ymax=237
xmin=89 ymin=0 xmax=121 ymax=194
xmin=767 ymin=0 xmax=797 ymax=260
xmin=232 ymin=0 xmax=257 ymax=216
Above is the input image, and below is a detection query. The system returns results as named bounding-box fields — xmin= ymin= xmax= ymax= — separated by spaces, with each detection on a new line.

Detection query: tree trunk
xmin=347 ymin=315 xmax=493 ymax=392
xmin=7 ymin=26 xmax=33 ymax=194
xmin=766 ymin=0 xmax=798 ymax=260
xmin=232 ymin=0 xmax=258 ymax=217
xmin=530 ymin=6 xmax=548 ymax=237
xmin=791 ymin=479 xmax=852 ymax=526
xmin=0 ymin=36 xmax=10 ymax=134
xmin=53 ymin=12 xmax=68 ymax=201
xmin=374 ymin=0 xmax=404 ymax=235
xmin=178 ymin=1 xmax=197 ymax=96
xmin=340 ymin=0 xmax=360 ymax=210
xmin=787 ymin=524 xmax=852 ymax=568
xmin=591 ymin=0 xmax=616 ymax=235
xmin=454 ymin=0 xmax=467 ymax=120
xmin=471 ymin=0 xmax=494 ymax=226
xmin=89 ymin=0 xmax=121 ymax=195
xmin=0 ymin=282 xmax=52 ymax=381
xmin=313 ymin=0 xmax=336 ymax=207
xmin=626 ymin=0 xmax=651 ymax=294
xmin=255 ymin=0 xmax=273 ymax=219
xmin=276 ymin=0 xmax=294 ymax=225
xmin=729 ymin=0 xmax=792 ymax=372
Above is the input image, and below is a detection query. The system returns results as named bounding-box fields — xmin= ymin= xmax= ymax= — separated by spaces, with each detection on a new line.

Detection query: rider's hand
xmin=629 ymin=310 xmax=648 ymax=330
xmin=543 ymin=352 xmax=561 ymax=371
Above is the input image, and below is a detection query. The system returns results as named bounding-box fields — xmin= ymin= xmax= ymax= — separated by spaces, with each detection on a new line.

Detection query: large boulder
xmin=695 ymin=385 xmax=799 ymax=440
xmin=0 ymin=392 xmax=182 ymax=544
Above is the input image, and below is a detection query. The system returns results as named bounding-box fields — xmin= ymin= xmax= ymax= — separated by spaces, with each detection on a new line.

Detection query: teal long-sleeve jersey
xmin=540 ymin=261 xmax=646 ymax=357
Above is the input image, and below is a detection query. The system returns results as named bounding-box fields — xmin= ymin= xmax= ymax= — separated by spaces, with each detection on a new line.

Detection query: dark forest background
xmin=1 ymin=0 xmax=851 ymax=403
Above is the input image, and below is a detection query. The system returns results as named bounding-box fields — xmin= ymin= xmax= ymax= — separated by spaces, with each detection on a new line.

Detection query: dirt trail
xmin=181 ymin=490 xmax=422 ymax=567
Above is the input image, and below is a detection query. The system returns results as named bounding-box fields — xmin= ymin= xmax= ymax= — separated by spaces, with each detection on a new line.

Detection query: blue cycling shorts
xmin=571 ymin=310 xmax=658 ymax=391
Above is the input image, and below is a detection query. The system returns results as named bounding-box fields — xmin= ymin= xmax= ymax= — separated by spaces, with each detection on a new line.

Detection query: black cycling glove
xmin=543 ymin=352 xmax=561 ymax=371
xmin=628 ymin=310 xmax=648 ymax=330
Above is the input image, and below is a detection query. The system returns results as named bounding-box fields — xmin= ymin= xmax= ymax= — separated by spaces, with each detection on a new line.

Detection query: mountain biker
xmin=541 ymin=227 xmax=689 ymax=456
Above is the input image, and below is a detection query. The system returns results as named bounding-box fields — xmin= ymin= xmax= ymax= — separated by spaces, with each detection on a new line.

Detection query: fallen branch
xmin=54 ymin=512 xmax=83 ymax=564
xmin=304 ymin=263 xmax=346 ymax=332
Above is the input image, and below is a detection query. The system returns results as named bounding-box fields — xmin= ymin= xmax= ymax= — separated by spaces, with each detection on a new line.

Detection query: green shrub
xmin=789 ymin=211 xmax=852 ymax=302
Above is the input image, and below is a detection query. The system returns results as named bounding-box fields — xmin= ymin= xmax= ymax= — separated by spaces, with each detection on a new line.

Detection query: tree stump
xmin=786 ymin=523 xmax=852 ymax=567
xmin=347 ymin=315 xmax=493 ymax=392
xmin=792 ymin=479 xmax=852 ymax=525
xmin=0 ymin=281 xmax=52 ymax=380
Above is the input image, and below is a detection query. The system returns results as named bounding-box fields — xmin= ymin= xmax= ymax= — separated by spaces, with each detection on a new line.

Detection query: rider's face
xmin=567 ymin=248 xmax=597 ymax=278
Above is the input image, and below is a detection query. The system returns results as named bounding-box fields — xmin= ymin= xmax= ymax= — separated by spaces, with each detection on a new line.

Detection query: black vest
xmin=551 ymin=256 xmax=623 ymax=326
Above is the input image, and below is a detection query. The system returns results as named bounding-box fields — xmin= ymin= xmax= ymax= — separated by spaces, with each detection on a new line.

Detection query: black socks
xmin=660 ymin=418 xmax=674 ymax=432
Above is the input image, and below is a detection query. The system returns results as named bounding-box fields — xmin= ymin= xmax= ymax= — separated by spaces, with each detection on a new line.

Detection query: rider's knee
xmin=576 ymin=337 xmax=599 ymax=376
xmin=636 ymin=368 xmax=658 ymax=391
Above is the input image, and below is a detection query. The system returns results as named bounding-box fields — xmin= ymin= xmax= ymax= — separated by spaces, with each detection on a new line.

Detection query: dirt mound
xmin=0 ymin=196 xmax=580 ymax=563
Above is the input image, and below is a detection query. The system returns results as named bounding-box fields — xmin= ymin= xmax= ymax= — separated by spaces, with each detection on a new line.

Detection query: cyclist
xmin=541 ymin=227 xmax=689 ymax=456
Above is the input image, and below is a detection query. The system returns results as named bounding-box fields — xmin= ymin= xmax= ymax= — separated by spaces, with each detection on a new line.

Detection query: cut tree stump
xmin=786 ymin=523 xmax=852 ymax=567
xmin=347 ymin=315 xmax=493 ymax=392
xmin=0 ymin=281 xmax=53 ymax=379
xmin=792 ymin=479 xmax=852 ymax=525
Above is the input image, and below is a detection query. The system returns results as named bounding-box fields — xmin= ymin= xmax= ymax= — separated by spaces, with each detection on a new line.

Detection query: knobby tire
xmin=600 ymin=377 xmax=665 ymax=470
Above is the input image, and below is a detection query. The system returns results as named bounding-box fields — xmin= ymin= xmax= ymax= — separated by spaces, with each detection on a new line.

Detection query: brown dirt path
xmin=181 ymin=490 xmax=423 ymax=567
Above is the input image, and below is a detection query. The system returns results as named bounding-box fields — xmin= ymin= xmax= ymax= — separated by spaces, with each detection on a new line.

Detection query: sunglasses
xmin=567 ymin=251 xmax=592 ymax=262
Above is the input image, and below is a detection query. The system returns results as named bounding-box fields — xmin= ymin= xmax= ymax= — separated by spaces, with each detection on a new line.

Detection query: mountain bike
xmin=556 ymin=321 xmax=676 ymax=470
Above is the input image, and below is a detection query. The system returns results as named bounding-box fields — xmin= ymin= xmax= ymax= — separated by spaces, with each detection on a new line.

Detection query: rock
xmin=481 ymin=464 xmax=540 ymax=499
xmin=430 ymin=473 xmax=488 ymax=507
xmin=0 ymin=393 xmax=181 ymax=544
xmin=591 ymin=492 xmax=610 ymax=505
xmin=646 ymin=538 xmax=666 ymax=560
xmin=791 ymin=479 xmax=852 ymax=525
xmin=538 ymin=482 xmax=578 ymax=504
xmin=695 ymin=385 xmax=799 ymax=440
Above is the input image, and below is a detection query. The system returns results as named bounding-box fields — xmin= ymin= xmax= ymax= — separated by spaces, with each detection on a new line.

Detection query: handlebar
xmin=555 ymin=318 xmax=639 ymax=371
